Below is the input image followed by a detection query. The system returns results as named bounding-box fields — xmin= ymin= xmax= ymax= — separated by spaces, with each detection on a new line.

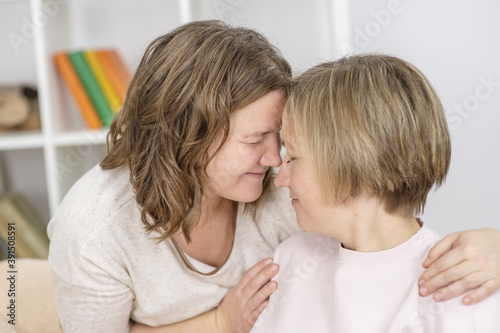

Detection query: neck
xmin=329 ymin=194 xmax=421 ymax=252
xmin=198 ymin=194 xmax=233 ymax=227
xmin=172 ymin=195 xmax=235 ymax=267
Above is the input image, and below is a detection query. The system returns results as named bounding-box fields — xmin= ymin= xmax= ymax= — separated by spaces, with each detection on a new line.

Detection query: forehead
xmin=281 ymin=111 xmax=300 ymax=148
xmin=230 ymin=90 xmax=284 ymax=135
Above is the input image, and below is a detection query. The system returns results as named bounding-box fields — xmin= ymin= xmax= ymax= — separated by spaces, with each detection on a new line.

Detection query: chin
xmin=234 ymin=187 xmax=263 ymax=203
xmin=239 ymin=192 xmax=263 ymax=203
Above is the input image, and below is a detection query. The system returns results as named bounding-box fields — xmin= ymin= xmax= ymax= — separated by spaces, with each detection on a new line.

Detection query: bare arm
xmin=418 ymin=227 xmax=500 ymax=304
xmin=131 ymin=258 xmax=279 ymax=333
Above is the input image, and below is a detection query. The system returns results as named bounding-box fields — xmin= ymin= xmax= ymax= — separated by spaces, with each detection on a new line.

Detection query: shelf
xmin=0 ymin=130 xmax=44 ymax=151
xmin=52 ymin=128 xmax=108 ymax=147
xmin=1 ymin=0 xmax=184 ymax=217
xmin=0 ymin=128 xmax=108 ymax=151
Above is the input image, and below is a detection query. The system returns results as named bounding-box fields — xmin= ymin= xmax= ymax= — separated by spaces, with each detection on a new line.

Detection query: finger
xmin=241 ymin=263 xmax=279 ymax=301
xmin=461 ymin=279 xmax=500 ymax=305
xmin=247 ymin=280 xmax=277 ymax=313
xmin=422 ymin=232 xmax=459 ymax=268
xmin=236 ymin=258 xmax=274 ymax=290
xmin=419 ymin=248 xmax=466 ymax=287
xmin=429 ymin=271 xmax=490 ymax=302
xmin=419 ymin=260 xmax=476 ymax=297
xmin=248 ymin=282 xmax=279 ymax=330
xmin=248 ymin=300 xmax=269 ymax=329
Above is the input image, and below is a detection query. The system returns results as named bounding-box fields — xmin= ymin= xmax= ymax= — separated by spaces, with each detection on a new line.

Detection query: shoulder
xmin=62 ymin=163 xmax=133 ymax=206
xmin=47 ymin=164 xmax=143 ymax=277
xmin=48 ymin=164 xmax=135 ymax=231
xmin=413 ymin=223 xmax=443 ymax=253
xmin=274 ymin=232 xmax=339 ymax=265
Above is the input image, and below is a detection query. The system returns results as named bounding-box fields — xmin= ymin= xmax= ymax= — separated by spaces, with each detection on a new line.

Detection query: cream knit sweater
xmin=48 ymin=164 xmax=301 ymax=333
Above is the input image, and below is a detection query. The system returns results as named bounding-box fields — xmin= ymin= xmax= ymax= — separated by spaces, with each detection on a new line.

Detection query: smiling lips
xmin=245 ymin=169 xmax=268 ymax=179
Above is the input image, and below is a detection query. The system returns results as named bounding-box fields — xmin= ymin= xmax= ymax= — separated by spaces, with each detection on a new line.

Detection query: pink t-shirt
xmin=253 ymin=225 xmax=500 ymax=333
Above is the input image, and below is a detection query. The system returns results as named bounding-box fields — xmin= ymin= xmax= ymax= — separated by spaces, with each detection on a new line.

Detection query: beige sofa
xmin=0 ymin=259 xmax=61 ymax=333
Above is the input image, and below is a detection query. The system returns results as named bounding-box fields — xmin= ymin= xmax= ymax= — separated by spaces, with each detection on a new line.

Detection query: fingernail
xmin=264 ymin=258 xmax=273 ymax=265
xmin=418 ymin=279 xmax=426 ymax=286
xmin=420 ymin=287 xmax=428 ymax=296
xmin=434 ymin=293 xmax=443 ymax=301
xmin=267 ymin=281 xmax=277 ymax=290
xmin=269 ymin=264 xmax=278 ymax=272
xmin=463 ymin=297 xmax=471 ymax=305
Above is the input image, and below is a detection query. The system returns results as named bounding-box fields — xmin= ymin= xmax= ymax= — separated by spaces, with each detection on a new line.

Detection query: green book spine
xmin=69 ymin=51 xmax=114 ymax=127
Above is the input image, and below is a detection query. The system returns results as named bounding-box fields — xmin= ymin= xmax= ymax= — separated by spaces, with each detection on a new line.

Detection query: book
xmin=0 ymin=230 xmax=9 ymax=260
xmin=0 ymin=194 xmax=49 ymax=259
xmin=11 ymin=194 xmax=48 ymax=240
xmin=0 ymin=204 xmax=39 ymax=258
xmin=69 ymin=51 xmax=114 ymax=127
xmin=96 ymin=50 xmax=130 ymax=104
xmin=84 ymin=50 xmax=122 ymax=113
xmin=108 ymin=49 xmax=132 ymax=90
xmin=54 ymin=52 xmax=102 ymax=130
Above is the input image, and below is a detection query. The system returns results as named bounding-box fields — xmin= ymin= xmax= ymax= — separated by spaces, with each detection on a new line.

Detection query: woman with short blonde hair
xmin=254 ymin=54 xmax=500 ymax=332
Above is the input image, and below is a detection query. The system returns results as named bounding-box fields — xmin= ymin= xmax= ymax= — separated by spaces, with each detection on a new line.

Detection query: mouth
xmin=245 ymin=168 xmax=269 ymax=179
xmin=245 ymin=172 xmax=267 ymax=179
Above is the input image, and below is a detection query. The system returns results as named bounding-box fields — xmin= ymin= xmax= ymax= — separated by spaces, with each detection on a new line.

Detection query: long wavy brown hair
xmin=101 ymin=20 xmax=292 ymax=242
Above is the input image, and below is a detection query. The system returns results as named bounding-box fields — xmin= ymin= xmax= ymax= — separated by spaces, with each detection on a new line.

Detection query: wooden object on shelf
xmin=0 ymin=86 xmax=41 ymax=132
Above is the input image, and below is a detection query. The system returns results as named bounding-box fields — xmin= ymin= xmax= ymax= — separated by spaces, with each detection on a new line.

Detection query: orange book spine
xmin=96 ymin=50 xmax=131 ymax=104
xmin=54 ymin=52 xmax=102 ymax=129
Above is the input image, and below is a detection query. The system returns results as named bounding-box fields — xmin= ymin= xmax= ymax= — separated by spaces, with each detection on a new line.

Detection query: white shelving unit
xmin=0 ymin=0 xmax=188 ymax=223
xmin=1 ymin=0 xmax=340 ymax=225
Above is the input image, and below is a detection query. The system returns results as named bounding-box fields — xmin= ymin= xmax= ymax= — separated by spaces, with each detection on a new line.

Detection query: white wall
xmin=2 ymin=0 xmax=499 ymax=235
xmin=346 ymin=0 xmax=500 ymax=236
xmin=191 ymin=0 xmax=500 ymax=236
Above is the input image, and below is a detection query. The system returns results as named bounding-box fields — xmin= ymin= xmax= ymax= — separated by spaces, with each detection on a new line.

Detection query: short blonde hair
xmin=101 ymin=20 xmax=292 ymax=242
xmin=284 ymin=54 xmax=451 ymax=216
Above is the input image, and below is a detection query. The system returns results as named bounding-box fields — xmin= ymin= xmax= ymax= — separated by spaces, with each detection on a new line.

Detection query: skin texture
xmin=215 ymin=258 xmax=280 ymax=332
xmin=201 ymin=90 xmax=284 ymax=204
xmin=418 ymin=227 xmax=500 ymax=305
xmin=274 ymin=143 xmax=421 ymax=252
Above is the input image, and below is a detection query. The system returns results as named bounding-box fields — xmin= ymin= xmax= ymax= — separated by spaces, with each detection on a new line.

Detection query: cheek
xmin=209 ymin=149 xmax=247 ymax=185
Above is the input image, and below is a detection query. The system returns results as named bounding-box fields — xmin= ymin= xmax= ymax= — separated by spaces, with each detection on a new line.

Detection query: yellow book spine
xmin=84 ymin=50 xmax=122 ymax=113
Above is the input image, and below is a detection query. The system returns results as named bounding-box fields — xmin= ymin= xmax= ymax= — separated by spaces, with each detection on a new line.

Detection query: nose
xmin=261 ymin=135 xmax=283 ymax=168
xmin=274 ymin=156 xmax=290 ymax=188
